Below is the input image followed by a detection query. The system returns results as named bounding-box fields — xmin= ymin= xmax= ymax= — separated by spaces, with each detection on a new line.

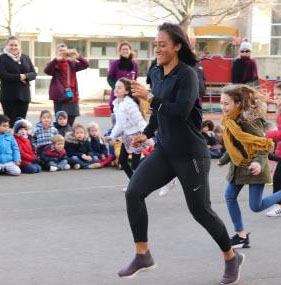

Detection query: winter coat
xmin=0 ymin=131 xmax=21 ymax=163
xmin=107 ymin=58 xmax=139 ymax=110
xmin=219 ymin=119 xmax=271 ymax=184
xmin=110 ymin=96 xmax=147 ymax=138
xmin=53 ymin=122 xmax=72 ymax=137
xmin=65 ymin=133 xmax=93 ymax=159
xmin=44 ymin=56 xmax=89 ymax=103
xmin=33 ymin=122 xmax=59 ymax=148
xmin=90 ymin=136 xmax=108 ymax=158
xmin=40 ymin=144 xmax=67 ymax=163
xmin=0 ymin=53 xmax=37 ymax=102
xmin=266 ymin=113 xmax=281 ymax=158
xmin=14 ymin=135 xmax=37 ymax=167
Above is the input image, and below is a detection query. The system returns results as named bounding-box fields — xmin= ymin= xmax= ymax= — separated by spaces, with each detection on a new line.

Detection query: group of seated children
xmin=0 ymin=110 xmax=114 ymax=176
xmin=201 ymin=120 xmax=225 ymax=159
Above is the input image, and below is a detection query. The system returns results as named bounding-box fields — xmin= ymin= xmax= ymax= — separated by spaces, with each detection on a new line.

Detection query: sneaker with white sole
xmin=88 ymin=162 xmax=101 ymax=169
xmin=63 ymin=164 xmax=71 ymax=170
xmin=49 ymin=166 xmax=58 ymax=172
xmin=118 ymin=250 xmax=157 ymax=279
xmin=159 ymin=178 xmax=177 ymax=197
xmin=220 ymin=249 xmax=245 ymax=285
xmin=266 ymin=204 xmax=281 ymax=217
xmin=231 ymin=233 xmax=250 ymax=249
xmin=73 ymin=164 xmax=80 ymax=170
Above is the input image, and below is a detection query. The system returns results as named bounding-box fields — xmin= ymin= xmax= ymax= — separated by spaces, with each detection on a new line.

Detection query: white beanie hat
xmin=239 ymin=40 xmax=252 ymax=52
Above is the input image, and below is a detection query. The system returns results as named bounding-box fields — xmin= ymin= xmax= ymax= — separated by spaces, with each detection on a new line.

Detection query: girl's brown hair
xmin=40 ymin=110 xmax=52 ymax=119
xmin=117 ymin=78 xmax=145 ymax=118
xmin=221 ymin=84 xmax=267 ymax=122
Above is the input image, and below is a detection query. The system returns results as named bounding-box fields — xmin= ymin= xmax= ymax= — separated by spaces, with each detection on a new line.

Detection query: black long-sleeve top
xmin=143 ymin=61 xmax=210 ymax=159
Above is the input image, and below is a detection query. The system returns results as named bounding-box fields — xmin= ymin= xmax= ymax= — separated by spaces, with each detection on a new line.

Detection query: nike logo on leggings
xmin=193 ymin=185 xmax=201 ymax=192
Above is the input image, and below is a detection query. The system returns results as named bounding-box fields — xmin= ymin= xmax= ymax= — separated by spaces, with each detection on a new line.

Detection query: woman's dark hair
xmin=118 ymin=77 xmax=145 ymax=118
xmin=158 ymin=22 xmax=197 ymax=67
xmin=6 ymin=36 xmax=20 ymax=44
xmin=202 ymin=120 xmax=214 ymax=131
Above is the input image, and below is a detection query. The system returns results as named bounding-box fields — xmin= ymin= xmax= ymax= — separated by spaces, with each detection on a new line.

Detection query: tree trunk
xmin=179 ymin=15 xmax=191 ymax=33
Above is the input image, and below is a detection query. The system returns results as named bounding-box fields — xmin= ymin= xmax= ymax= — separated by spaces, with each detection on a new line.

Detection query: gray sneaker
xmin=220 ymin=250 xmax=245 ymax=284
xmin=118 ymin=250 xmax=157 ymax=279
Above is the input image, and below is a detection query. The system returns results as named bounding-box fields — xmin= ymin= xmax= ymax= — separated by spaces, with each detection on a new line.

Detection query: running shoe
xmin=231 ymin=233 xmax=250 ymax=249
xmin=266 ymin=204 xmax=281 ymax=217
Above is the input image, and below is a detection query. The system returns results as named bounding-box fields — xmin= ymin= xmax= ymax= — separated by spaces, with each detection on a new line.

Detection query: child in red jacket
xmin=265 ymin=82 xmax=281 ymax=217
xmin=13 ymin=120 xmax=41 ymax=174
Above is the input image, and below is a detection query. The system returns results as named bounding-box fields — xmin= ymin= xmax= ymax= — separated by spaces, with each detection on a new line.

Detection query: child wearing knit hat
xmin=13 ymin=119 xmax=41 ymax=174
xmin=54 ymin=111 xmax=72 ymax=137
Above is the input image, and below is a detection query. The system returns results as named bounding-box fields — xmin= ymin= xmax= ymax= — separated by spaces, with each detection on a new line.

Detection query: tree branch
xmin=151 ymin=0 xmax=182 ymax=22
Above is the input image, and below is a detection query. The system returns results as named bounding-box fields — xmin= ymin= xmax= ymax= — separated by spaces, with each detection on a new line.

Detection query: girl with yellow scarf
xmin=218 ymin=84 xmax=281 ymax=249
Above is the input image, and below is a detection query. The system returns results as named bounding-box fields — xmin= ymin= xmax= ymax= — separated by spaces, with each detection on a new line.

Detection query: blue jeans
xmin=225 ymin=183 xmax=281 ymax=232
xmin=48 ymin=159 xmax=68 ymax=170
xmin=21 ymin=163 xmax=42 ymax=174
xmin=68 ymin=156 xmax=95 ymax=169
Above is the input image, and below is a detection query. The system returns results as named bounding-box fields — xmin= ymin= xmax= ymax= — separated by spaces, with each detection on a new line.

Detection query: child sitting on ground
xmin=87 ymin=122 xmax=114 ymax=168
xmin=65 ymin=123 xmax=100 ymax=169
xmin=13 ymin=120 xmax=41 ymax=174
xmin=53 ymin=111 xmax=72 ymax=137
xmin=33 ymin=110 xmax=58 ymax=154
xmin=40 ymin=134 xmax=70 ymax=171
xmin=0 ymin=115 xmax=21 ymax=176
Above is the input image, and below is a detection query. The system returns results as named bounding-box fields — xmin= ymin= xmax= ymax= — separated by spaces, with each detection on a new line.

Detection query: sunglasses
xmin=240 ymin=50 xmax=250 ymax=53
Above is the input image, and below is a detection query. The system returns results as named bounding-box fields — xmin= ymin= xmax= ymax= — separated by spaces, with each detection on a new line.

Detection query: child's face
xmin=58 ymin=116 xmax=68 ymax=127
xmin=202 ymin=126 xmax=209 ymax=132
xmin=54 ymin=141 xmax=65 ymax=151
xmin=18 ymin=128 xmax=28 ymax=138
xmin=274 ymin=88 xmax=281 ymax=106
xmin=114 ymin=81 xmax=128 ymax=98
xmin=220 ymin=93 xmax=240 ymax=116
xmin=89 ymin=127 xmax=99 ymax=138
xmin=215 ymin=131 xmax=222 ymax=139
xmin=74 ymin=128 xmax=85 ymax=141
xmin=0 ymin=121 xmax=9 ymax=133
xmin=41 ymin=113 xmax=52 ymax=128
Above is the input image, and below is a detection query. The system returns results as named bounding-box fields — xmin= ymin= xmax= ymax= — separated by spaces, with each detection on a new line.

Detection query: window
xmin=21 ymin=41 xmax=30 ymax=56
xmin=271 ymin=8 xmax=281 ymax=55
xmin=34 ymin=42 xmax=51 ymax=75
xmin=0 ymin=39 xmax=6 ymax=53
xmin=90 ymin=42 xmax=117 ymax=57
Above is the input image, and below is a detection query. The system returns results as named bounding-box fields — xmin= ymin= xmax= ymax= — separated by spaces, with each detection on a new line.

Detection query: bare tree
xmin=0 ymin=0 xmax=33 ymax=35
xmin=127 ymin=0 xmax=259 ymax=31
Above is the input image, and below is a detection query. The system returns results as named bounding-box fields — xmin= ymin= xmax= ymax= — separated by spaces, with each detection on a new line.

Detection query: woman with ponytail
xmin=107 ymin=42 xmax=139 ymax=111
xmin=219 ymin=84 xmax=281 ymax=249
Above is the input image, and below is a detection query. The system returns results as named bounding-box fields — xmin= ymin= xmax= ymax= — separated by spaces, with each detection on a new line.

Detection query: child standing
xmin=54 ymin=111 xmax=72 ymax=137
xmin=107 ymin=78 xmax=147 ymax=188
xmin=13 ymin=120 xmax=41 ymax=174
xmin=0 ymin=115 xmax=21 ymax=176
xmin=218 ymin=84 xmax=281 ymax=248
xmin=65 ymin=123 xmax=100 ymax=169
xmin=40 ymin=134 xmax=70 ymax=171
xmin=265 ymin=82 xmax=281 ymax=217
xmin=33 ymin=110 xmax=58 ymax=153
xmin=87 ymin=122 xmax=114 ymax=168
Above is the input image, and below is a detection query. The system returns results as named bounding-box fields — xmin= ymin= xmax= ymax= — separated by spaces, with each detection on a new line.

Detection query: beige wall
xmin=256 ymin=57 xmax=281 ymax=79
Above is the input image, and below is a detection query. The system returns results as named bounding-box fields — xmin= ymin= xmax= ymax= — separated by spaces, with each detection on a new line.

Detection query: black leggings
xmin=119 ymin=143 xmax=141 ymax=178
xmin=1 ymin=101 xmax=29 ymax=127
xmin=273 ymin=160 xmax=281 ymax=205
xmin=125 ymin=148 xmax=231 ymax=252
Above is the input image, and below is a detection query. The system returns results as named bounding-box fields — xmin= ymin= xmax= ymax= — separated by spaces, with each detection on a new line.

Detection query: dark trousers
xmin=1 ymin=101 xmax=29 ymax=127
xmin=273 ymin=160 xmax=281 ymax=205
xmin=119 ymin=143 xmax=141 ymax=179
xmin=125 ymin=148 xmax=231 ymax=252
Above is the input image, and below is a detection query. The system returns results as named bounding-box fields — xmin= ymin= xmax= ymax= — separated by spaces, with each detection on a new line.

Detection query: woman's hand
xmin=82 ymin=154 xmax=92 ymax=161
xmin=20 ymin=74 xmax=27 ymax=83
xmin=248 ymin=161 xmax=262 ymax=176
xmin=56 ymin=51 xmax=66 ymax=61
xmin=217 ymin=161 xmax=224 ymax=167
xmin=67 ymin=49 xmax=79 ymax=60
xmin=131 ymin=81 xmax=149 ymax=100
xmin=132 ymin=134 xmax=147 ymax=147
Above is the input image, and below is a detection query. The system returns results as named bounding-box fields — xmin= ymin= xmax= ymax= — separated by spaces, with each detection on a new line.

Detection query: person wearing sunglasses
xmin=232 ymin=39 xmax=259 ymax=86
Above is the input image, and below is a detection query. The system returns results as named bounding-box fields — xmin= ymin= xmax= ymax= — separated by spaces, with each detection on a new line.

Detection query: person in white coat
xmin=108 ymin=78 xmax=147 ymax=189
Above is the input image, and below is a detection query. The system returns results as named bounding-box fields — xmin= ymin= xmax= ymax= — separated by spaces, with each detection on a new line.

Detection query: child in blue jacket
xmin=0 ymin=115 xmax=21 ymax=176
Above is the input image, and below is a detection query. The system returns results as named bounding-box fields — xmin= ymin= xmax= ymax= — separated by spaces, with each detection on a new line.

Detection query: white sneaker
xmin=49 ymin=166 xmax=58 ymax=172
xmin=121 ymin=187 xmax=127 ymax=192
xmin=73 ymin=164 xmax=80 ymax=170
xmin=266 ymin=205 xmax=281 ymax=217
xmin=64 ymin=164 xmax=71 ymax=170
xmin=159 ymin=185 xmax=169 ymax=197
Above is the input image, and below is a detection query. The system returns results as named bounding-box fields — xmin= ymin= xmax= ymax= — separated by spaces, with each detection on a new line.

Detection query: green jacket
xmin=219 ymin=118 xmax=272 ymax=185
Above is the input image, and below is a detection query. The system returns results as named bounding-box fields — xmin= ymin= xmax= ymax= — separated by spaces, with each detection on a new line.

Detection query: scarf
xmin=222 ymin=108 xmax=274 ymax=167
xmin=3 ymin=48 xmax=22 ymax=64
xmin=118 ymin=56 xmax=134 ymax=71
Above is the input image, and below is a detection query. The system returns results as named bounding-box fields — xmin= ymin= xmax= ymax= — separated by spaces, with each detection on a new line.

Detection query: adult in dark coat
xmin=0 ymin=36 xmax=37 ymax=127
xmin=44 ymin=44 xmax=89 ymax=126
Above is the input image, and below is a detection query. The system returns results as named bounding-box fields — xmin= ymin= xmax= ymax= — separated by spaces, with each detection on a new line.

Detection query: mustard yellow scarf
xmin=221 ymin=108 xmax=274 ymax=167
